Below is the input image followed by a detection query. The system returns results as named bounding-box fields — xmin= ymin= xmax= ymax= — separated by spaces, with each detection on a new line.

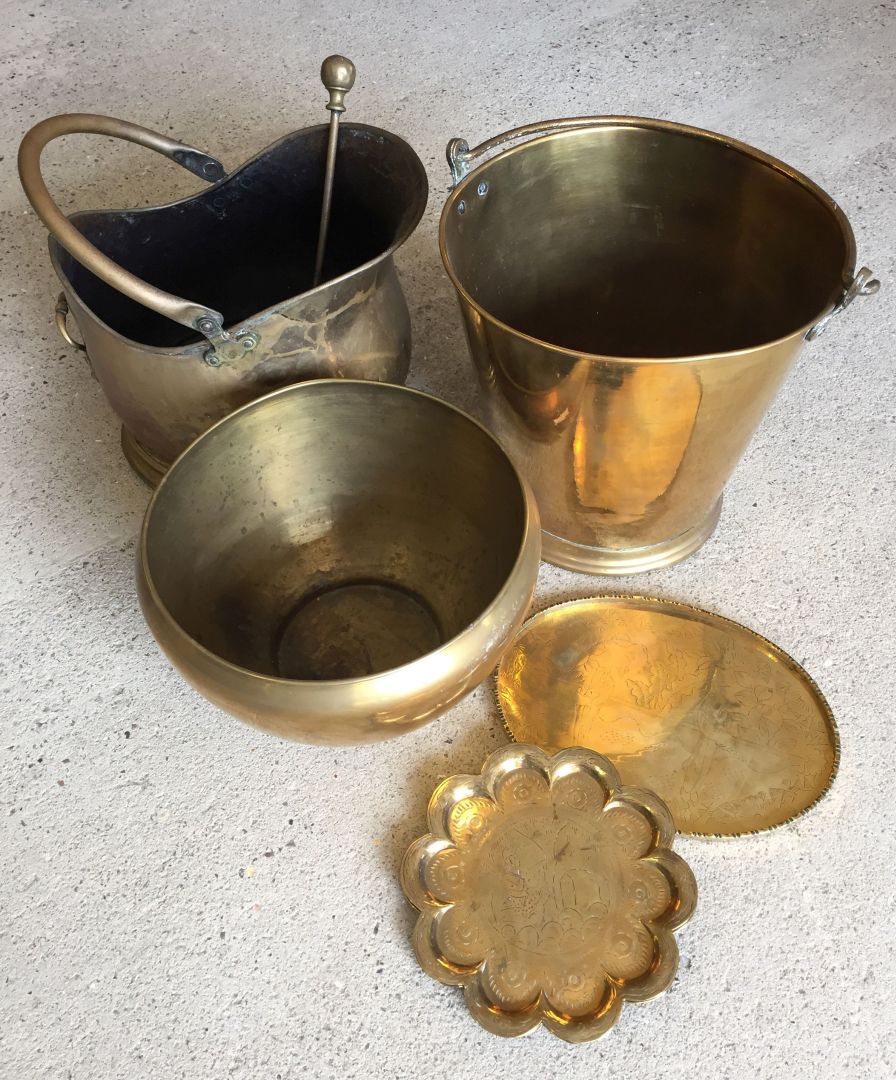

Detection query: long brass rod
xmin=313 ymin=110 xmax=340 ymax=286
xmin=312 ymin=55 xmax=355 ymax=288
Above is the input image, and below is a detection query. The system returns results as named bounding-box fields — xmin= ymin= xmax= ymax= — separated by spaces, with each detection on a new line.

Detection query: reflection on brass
xmin=497 ymin=597 xmax=839 ymax=837
xmin=19 ymin=87 xmax=427 ymax=482
xmin=441 ymin=117 xmax=878 ymax=573
xmin=137 ymin=381 xmax=541 ymax=744
xmin=402 ymin=744 xmax=696 ymax=1043
xmin=572 ymin=364 xmax=702 ymax=524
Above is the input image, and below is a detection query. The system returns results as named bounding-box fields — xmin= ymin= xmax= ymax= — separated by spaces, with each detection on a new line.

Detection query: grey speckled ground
xmin=2 ymin=1 xmax=895 ymax=1077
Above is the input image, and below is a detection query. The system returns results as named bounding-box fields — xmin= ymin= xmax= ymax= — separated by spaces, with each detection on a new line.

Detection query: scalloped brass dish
xmin=496 ymin=596 xmax=839 ymax=837
xmin=401 ymin=744 xmax=696 ymax=1043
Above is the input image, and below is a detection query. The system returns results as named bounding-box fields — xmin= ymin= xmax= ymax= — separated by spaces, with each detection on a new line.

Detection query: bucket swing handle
xmin=19 ymin=113 xmax=258 ymax=365
xmin=446 ymin=117 xmax=608 ymax=185
xmin=447 ymin=119 xmax=881 ymax=342
xmin=805 ymin=267 xmax=880 ymax=341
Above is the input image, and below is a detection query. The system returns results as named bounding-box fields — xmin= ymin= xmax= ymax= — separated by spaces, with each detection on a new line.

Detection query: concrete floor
xmin=2 ymin=1 xmax=894 ymax=1077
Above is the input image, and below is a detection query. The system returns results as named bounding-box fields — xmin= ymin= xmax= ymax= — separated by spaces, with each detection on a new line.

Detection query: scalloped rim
xmin=401 ymin=743 xmax=697 ymax=1042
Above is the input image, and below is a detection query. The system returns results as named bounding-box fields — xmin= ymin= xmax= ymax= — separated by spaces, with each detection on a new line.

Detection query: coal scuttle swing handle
xmin=17 ymin=112 xmax=259 ymax=365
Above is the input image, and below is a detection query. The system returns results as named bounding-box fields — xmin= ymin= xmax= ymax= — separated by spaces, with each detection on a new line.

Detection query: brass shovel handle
xmin=18 ymin=113 xmax=248 ymax=358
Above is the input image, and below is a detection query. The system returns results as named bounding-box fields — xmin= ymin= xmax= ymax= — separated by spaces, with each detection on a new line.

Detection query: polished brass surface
xmin=313 ymin=55 xmax=356 ymax=286
xmin=20 ymin=102 xmax=427 ymax=479
xmin=497 ymin=597 xmax=839 ymax=836
xmin=401 ymin=744 xmax=697 ymax=1042
xmin=441 ymin=117 xmax=878 ymax=574
xmin=137 ymin=380 xmax=541 ymax=744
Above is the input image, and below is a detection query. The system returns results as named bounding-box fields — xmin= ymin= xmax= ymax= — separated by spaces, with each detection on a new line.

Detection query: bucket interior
xmin=53 ymin=124 xmax=426 ymax=348
xmin=443 ymin=124 xmax=851 ymax=357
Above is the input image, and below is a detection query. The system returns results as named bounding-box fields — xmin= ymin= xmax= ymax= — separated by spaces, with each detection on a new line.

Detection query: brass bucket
xmin=19 ymin=112 xmax=427 ymax=483
xmin=440 ymin=117 xmax=879 ymax=574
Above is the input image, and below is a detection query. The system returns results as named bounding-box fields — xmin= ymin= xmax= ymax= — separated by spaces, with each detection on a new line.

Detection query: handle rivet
xmin=457 ymin=200 xmax=466 ymax=215
xmin=477 ymin=181 xmax=488 ymax=197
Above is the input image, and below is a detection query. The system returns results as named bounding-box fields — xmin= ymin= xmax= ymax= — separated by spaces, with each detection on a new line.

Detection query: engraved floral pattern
xmin=401 ymin=745 xmax=697 ymax=1042
xmin=497 ymin=600 xmax=839 ymax=836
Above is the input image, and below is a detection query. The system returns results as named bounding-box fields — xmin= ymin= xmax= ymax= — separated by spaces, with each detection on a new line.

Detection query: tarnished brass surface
xmin=67 ymin=255 xmax=413 ymax=483
xmin=137 ymin=381 xmax=541 ymax=744
xmin=21 ymin=111 xmax=427 ymax=480
xmin=121 ymin=428 xmax=167 ymax=488
xmin=497 ymin=597 xmax=839 ymax=836
xmin=401 ymin=744 xmax=696 ymax=1042
xmin=441 ymin=117 xmax=877 ymax=573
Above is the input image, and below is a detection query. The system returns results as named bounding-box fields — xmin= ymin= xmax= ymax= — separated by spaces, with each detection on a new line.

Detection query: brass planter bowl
xmin=137 ymin=380 xmax=541 ymax=744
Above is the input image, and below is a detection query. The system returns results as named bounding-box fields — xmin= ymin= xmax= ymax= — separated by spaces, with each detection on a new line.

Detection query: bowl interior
xmin=143 ymin=382 xmax=527 ymax=680
xmin=443 ymin=124 xmax=850 ymax=357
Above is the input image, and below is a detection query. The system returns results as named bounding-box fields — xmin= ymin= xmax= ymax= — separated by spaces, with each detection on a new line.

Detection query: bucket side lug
xmin=806 ymin=267 xmax=880 ymax=341
xmin=446 ymin=138 xmax=472 ymax=186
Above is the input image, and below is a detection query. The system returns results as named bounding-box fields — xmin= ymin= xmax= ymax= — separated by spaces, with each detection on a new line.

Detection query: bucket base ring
xmin=540 ymin=499 xmax=722 ymax=575
xmin=121 ymin=427 xmax=168 ymax=487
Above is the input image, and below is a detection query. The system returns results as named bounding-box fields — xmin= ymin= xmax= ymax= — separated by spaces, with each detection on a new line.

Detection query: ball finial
xmin=320 ymin=55 xmax=356 ymax=114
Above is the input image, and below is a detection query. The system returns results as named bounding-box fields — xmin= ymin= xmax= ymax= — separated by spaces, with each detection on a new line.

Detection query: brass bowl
xmin=137 ymin=380 xmax=541 ymax=744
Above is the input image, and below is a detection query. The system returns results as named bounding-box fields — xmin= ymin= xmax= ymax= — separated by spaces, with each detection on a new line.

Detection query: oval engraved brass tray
xmin=401 ymin=744 xmax=696 ymax=1043
xmin=496 ymin=596 xmax=839 ymax=837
